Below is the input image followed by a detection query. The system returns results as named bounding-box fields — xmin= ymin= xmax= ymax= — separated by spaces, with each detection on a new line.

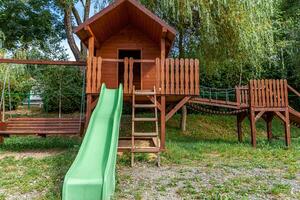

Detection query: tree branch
xmin=84 ymin=0 xmax=91 ymax=21
xmin=72 ymin=6 xmax=82 ymax=25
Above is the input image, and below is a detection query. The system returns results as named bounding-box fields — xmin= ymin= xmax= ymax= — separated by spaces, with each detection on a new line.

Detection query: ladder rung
xmin=133 ymin=118 xmax=158 ymax=122
xmin=133 ymin=132 xmax=158 ymax=137
xmin=134 ymin=104 xmax=156 ymax=108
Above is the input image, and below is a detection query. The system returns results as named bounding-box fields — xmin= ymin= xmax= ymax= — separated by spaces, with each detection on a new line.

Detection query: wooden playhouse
xmin=74 ymin=0 xmax=200 ymax=157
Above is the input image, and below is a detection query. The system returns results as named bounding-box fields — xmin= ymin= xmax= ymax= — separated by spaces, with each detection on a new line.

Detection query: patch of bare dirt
xmin=0 ymin=149 xmax=65 ymax=159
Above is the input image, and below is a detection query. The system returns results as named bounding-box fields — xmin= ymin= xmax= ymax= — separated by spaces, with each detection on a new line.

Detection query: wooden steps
xmin=131 ymin=86 xmax=160 ymax=167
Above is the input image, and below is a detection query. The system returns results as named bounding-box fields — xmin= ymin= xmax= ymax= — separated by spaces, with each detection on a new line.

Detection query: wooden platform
xmin=117 ymin=137 xmax=160 ymax=153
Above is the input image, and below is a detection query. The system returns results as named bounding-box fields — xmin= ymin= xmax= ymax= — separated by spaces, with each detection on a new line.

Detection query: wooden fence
xmin=235 ymin=79 xmax=289 ymax=109
xmin=236 ymin=85 xmax=249 ymax=108
xmin=86 ymin=57 xmax=200 ymax=95
xmin=249 ymin=79 xmax=288 ymax=108
xmin=156 ymin=58 xmax=200 ymax=95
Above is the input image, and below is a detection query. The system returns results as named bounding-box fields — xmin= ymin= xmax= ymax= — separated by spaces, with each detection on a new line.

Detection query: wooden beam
xmin=84 ymin=26 xmax=101 ymax=48
xmin=147 ymin=96 xmax=161 ymax=111
xmin=162 ymin=27 xmax=167 ymax=38
xmin=0 ymin=59 xmax=86 ymax=66
xmin=255 ymin=111 xmax=265 ymax=122
xmin=160 ymin=96 xmax=166 ymax=151
xmin=275 ymin=111 xmax=286 ymax=122
xmin=288 ymin=84 xmax=300 ymax=97
xmin=166 ymin=97 xmax=191 ymax=121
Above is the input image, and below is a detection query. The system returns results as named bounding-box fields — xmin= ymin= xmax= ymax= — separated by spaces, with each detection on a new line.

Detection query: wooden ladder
xmin=131 ymin=86 xmax=160 ymax=167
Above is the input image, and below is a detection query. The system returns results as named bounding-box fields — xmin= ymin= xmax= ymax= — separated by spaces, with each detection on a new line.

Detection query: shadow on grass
xmin=0 ymin=136 xmax=81 ymax=152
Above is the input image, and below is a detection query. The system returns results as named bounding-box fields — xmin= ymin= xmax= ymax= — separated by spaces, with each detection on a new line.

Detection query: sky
xmin=62 ymin=1 xmax=109 ymax=61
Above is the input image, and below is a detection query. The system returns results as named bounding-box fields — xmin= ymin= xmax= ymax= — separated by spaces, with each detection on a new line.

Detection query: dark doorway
xmin=118 ymin=50 xmax=141 ymax=90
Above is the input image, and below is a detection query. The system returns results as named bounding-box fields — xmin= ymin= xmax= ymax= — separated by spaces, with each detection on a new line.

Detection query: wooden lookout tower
xmin=75 ymin=0 xmax=200 ymax=155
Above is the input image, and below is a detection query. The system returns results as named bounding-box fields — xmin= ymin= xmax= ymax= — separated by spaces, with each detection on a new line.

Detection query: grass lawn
xmin=0 ymin=114 xmax=299 ymax=199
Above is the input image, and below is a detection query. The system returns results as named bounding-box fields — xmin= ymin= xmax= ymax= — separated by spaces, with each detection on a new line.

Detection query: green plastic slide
xmin=62 ymin=84 xmax=123 ymax=200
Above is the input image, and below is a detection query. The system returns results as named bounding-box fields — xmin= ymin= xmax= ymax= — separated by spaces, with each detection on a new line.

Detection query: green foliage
xmin=0 ymin=0 xmax=65 ymax=52
xmin=30 ymin=66 xmax=84 ymax=113
xmin=32 ymin=67 xmax=83 ymax=113
xmin=0 ymin=64 xmax=33 ymax=110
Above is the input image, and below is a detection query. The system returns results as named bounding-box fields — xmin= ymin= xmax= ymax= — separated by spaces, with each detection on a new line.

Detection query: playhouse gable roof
xmin=75 ymin=0 xmax=176 ymax=54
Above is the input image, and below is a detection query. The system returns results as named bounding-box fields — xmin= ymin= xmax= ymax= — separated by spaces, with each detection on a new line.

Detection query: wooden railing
xmin=236 ymin=85 xmax=249 ymax=108
xmin=86 ymin=56 xmax=103 ymax=94
xmin=157 ymin=58 xmax=200 ymax=95
xmin=249 ymin=79 xmax=288 ymax=108
xmin=86 ymin=57 xmax=200 ymax=95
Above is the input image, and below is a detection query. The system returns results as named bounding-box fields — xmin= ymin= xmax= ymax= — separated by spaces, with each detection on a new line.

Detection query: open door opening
xmin=118 ymin=50 xmax=141 ymax=90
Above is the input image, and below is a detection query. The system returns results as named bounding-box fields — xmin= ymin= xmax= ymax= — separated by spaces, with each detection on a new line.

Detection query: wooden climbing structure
xmin=190 ymin=79 xmax=300 ymax=147
xmin=0 ymin=0 xmax=299 ymax=153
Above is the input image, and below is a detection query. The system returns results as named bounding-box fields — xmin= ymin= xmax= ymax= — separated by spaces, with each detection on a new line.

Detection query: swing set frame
xmin=0 ymin=59 xmax=86 ymax=143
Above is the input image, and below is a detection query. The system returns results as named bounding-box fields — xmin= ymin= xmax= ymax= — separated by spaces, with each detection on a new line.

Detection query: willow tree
xmin=136 ymin=0 xmax=279 ymax=130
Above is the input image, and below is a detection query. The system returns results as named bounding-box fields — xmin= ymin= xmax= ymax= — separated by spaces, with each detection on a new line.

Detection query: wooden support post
xmin=250 ymin=109 xmax=257 ymax=147
xmin=284 ymin=80 xmax=291 ymax=147
xmin=237 ymin=112 xmax=246 ymax=142
xmin=180 ymin=105 xmax=187 ymax=131
xmin=265 ymin=113 xmax=274 ymax=141
xmin=0 ymin=136 xmax=3 ymax=144
xmin=85 ymin=94 xmax=92 ymax=129
xmin=160 ymin=96 xmax=166 ymax=151
xmin=284 ymin=108 xmax=291 ymax=147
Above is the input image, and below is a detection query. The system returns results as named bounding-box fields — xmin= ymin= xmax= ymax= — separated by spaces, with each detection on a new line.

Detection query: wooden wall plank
xmin=175 ymin=58 xmax=179 ymax=94
xmin=96 ymin=57 xmax=102 ymax=92
xmin=273 ymin=80 xmax=278 ymax=107
xmin=156 ymin=58 xmax=160 ymax=92
xmin=276 ymin=80 xmax=281 ymax=107
xmin=261 ymin=80 xmax=266 ymax=107
xmin=284 ymin=79 xmax=288 ymax=108
xmin=266 ymin=80 xmax=270 ymax=107
xmin=185 ymin=59 xmax=189 ymax=95
xmin=161 ymin=58 xmax=165 ymax=94
xmin=257 ymin=80 xmax=262 ymax=107
xmin=129 ymin=57 xmax=134 ymax=93
xmin=124 ymin=57 xmax=129 ymax=93
xmin=254 ymin=80 xmax=258 ymax=107
xmin=269 ymin=80 xmax=274 ymax=107
xmin=170 ymin=58 xmax=175 ymax=94
xmin=280 ymin=79 xmax=285 ymax=107
xmin=250 ymin=80 xmax=254 ymax=107
xmin=190 ymin=59 xmax=194 ymax=95
xmin=92 ymin=57 xmax=97 ymax=93
xmin=195 ymin=59 xmax=200 ymax=95
xmin=180 ymin=59 xmax=184 ymax=94
xmin=86 ymin=56 xmax=92 ymax=93
xmin=165 ymin=59 xmax=170 ymax=94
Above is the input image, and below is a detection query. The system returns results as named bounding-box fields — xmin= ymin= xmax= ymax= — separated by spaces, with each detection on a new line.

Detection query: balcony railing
xmin=86 ymin=57 xmax=200 ymax=95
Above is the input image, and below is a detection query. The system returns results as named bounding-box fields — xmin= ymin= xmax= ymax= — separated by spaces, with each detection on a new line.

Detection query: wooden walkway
xmin=188 ymin=79 xmax=300 ymax=147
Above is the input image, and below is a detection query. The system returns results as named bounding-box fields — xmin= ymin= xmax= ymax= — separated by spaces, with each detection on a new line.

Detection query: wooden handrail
xmin=288 ymin=85 xmax=300 ymax=97
xmin=102 ymin=58 xmax=155 ymax=63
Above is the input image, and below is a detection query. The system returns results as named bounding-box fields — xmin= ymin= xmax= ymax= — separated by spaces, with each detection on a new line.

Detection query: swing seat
xmin=0 ymin=118 xmax=83 ymax=136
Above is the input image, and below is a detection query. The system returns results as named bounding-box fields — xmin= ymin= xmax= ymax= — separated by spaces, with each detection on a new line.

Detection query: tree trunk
xmin=64 ymin=5 xmax=81 ymax=61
